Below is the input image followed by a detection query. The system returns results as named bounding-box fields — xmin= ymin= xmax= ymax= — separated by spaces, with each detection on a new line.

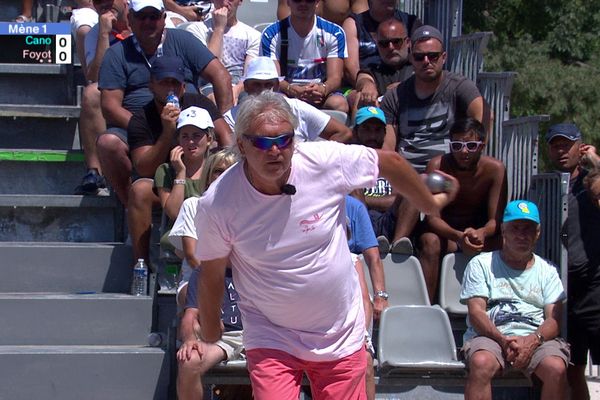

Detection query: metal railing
xmin=449 ymin=32 xmax=493 ymax=83
xmin=477 ymin=72 xmax=517 ymax=159
xmin=499 ymin=116 xmax=549 ymax=201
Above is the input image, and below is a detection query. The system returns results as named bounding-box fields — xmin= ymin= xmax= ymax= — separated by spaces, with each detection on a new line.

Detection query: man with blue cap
xmin=460 ymin=200 xmax=569 ymax=400
xmin=545 ymin=122 xmax=600 ymax=399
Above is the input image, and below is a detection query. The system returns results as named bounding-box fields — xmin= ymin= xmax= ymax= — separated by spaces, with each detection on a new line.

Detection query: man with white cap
xmin=126 ymin=55 xmax=231 ymax=269
xmin=461 ymin=200 xmax=569 ymax=400
xmin=96 ymin=0 xmax=233 ymax=207
xmin=224 ymin=56 xmax=352 ymax=143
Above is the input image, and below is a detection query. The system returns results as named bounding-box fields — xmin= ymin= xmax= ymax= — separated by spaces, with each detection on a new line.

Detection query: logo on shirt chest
xmin=299 ymin=213 xmax=323 ymax=233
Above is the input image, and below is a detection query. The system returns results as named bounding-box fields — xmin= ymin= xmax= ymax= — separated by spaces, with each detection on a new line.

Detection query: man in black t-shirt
xmin=545 ymin=123 xmax=600 ymax=400
xmin=127 ymin=56 xmax=232 ymax=265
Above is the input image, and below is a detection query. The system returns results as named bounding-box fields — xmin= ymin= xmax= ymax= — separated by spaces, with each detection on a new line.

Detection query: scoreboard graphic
xmin=0 ymin=22 xmax=71 ymax=64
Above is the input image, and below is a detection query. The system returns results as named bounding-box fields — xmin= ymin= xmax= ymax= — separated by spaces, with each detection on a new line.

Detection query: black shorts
xmin=568 ymin=312 xmax=600 ymax=365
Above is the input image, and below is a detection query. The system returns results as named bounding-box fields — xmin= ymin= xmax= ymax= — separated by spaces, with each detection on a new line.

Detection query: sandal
xmin=15 ymin=15 xmax=33 ymax=23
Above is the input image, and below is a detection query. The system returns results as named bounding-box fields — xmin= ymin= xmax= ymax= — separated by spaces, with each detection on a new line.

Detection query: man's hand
xmin=176 ymin=339 xmax=205 ymax=362
xmin=358 ymin=82 xmax=378 ymax=107
xmin=505 ymin=335 xmax=538 ymax=369
xmin=170 ymin=146 xmax=186 ymax=175
xmin=286 ymin=84 xmax=307 ymax=100
xmin=212 ymin=7 xmax=228 ymax=31
xmin=301 ymin=83 xmax=326 ymax=106
xmin=461 ymin=227 xmax=485 ymax=254
xmin=580 ymin=143 xmax=600 ymax=168
xmin=373 ymin=297 xmax=388 ymax=320
xmin=98 ymin=10 xmax=117 ymax=36
xmin=160 ymin=104 xmax=180 ymax=136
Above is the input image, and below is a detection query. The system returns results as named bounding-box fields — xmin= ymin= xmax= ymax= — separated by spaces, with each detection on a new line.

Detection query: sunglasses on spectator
xmin=243 ymin=133 xmax=295 ymax=150
xmin=449 ymin=140 xmax=483 ymax=152
xmin=412 ymin=51 xmax=442 ymax=62
xmin=377 ymin=37 xmax=407 ymax=47
xmin=133 ymin=11 xmax=163 ymax=21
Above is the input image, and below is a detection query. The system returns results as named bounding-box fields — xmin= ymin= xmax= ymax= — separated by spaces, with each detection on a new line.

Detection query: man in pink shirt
xmin=194 ymin=91 xmax=457 ymax=399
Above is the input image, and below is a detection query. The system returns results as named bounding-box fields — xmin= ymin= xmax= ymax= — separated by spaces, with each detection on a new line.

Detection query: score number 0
xmin=55 ymin=34 xmax=71 ymax=64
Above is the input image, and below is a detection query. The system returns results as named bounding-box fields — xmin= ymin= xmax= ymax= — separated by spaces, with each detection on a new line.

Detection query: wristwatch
xmin=375 ymin=290 xmax=389 ymax=300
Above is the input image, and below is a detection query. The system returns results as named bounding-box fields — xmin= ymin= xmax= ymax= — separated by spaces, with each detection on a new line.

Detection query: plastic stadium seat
xmin=363 ymin=254 xmax=430 ymax=306
xmin=377 ymin=305 xmax=465 ymax=376
xmin=439 ymin=252 xmax=473 ymax=315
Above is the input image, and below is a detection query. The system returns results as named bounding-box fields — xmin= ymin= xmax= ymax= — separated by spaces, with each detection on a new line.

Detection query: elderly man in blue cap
xmin=460 ymin=200 xmax=570 ymax=400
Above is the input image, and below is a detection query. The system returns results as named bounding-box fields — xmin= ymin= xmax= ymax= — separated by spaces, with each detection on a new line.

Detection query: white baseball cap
xmin=128 ymin=0 xmax=165 ymax=13
xmin=177 ymin=106 xmax=214 ymax=130
xmin=243 ymin=56 xmax=282 ymax=82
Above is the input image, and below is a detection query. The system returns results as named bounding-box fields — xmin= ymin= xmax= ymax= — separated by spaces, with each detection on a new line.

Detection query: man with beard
xmin=378 ymin=25 xmax=485 ymax=254
xmin=347 ymin=16 xmax=413 ymax=111
xmin=418 ymin=118 xmax=506 ymax=303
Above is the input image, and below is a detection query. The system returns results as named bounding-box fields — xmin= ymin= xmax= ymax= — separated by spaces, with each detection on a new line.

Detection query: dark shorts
xmin=104 ymin=126 xmax=128 ymax=143
xmin=461 ymin=336 xmax=570 ymax=377
xmin=368 ymin=208 xmax=396 ymax=239
xmin=568 ymin=313 xmax=600 ymax=365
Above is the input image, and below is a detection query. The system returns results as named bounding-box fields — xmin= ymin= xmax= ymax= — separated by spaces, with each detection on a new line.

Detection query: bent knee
xmin=536 ymin=356 xmax=567 ymax=382
xmin=468 ymin=350 xmax=501 ymax=378
xmin=324 ymin=94 xmax=349 ymax=113
xmin=419 ymin=232 xmax=441 ymax=253
xmin=97 ymin=132 xmax=128 ymax=153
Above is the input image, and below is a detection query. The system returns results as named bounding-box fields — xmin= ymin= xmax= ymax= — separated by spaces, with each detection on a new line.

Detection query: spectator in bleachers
xmin=350 ymin=106 xmax=413 ymax=254
xmin=224 ymin=56 xmax=352 ymax=142
xmin=341 ymin=0 xmax=420 ymax=89
xmin=75 ymin=0 xmax=129 ymax=196
xmin=14 ymin=0 xmax=33 ymax=22
xmin=97 ymin=0 xmax=233 ymax=206
xmin=545 ymin=123 xmax=600 ymax=400
xmin=71 ymin=0 xmax=98 ymax=75
xmin=163 ymin=0 xmax=206 ymax=23
xmin=194 ymin=91 xmax=457 ymax=398
xmin=169 ymin=148 xmax=239 ymax=307
xmin=461 ymin=200 xmax=569 ymax=400
xmin=126 ymin=56 xmax=231 ymax=267
xmin=182 ymin=0 xmax=261 ymax=104
xmin=418 ymin=118 xmax=506 ymax=303
xmin=379 ymin=25 xmax=485 ymax=252
xmin=277 ymin=0 xmax=368 ymax=26
xmin=176 ymin=268 xmax=251 ymax=400
xmin=260 ymin=0 xmax=349 ymax=113
xmin=346 ymin=16 xmax=413 ymax=121
xmin=345 ymin=194 xmax=386 ymax=400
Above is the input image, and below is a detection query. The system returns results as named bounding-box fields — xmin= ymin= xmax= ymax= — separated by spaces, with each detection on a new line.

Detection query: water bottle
xmin=166 ymin=91 xmax=180 ymax=109
xmin=426 ymin=172 xmax=453 ymax=194
xmin=131 ymin=258 xmax=148 ymax=296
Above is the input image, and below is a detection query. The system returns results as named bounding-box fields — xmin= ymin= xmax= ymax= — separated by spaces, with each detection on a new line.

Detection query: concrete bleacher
xmin=0 ymin=2 xmax=168 ymax=398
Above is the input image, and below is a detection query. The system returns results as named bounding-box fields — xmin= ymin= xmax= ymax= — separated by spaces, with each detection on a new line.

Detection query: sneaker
xmin=390 ymin=237 xmax=413 ymax=255
xmin=75 ymin=169 xmax=107 ymax=195
xmin=377 ymin=235 xmax=390 ymax=254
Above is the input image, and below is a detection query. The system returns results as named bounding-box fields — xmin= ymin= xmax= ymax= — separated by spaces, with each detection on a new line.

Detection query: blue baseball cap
xmin=503 ymin=200 xmax=540 ymax=224
xmin=545 ymin=123 xmax=581 ymax=143
xmin=355 ymin=106 xmax=386 ymax=126
xmin=150 ymin=56 xmax=185 ymax=83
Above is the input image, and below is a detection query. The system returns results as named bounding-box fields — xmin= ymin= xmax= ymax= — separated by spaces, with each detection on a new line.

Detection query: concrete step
xmin=0 ymin=115 xmax=79 ymax=150
xmin=0 ymin=194 xmax=124 ymax=242
xmin=0 ymin=242 xmax=132 ymax=293
xmin=0 ymin=345 xmax=167 ymax=400
xmin=0 ymin=104 xmax=80 ymax=118
xmin=0 ymin=293 xmax=153 ymax=345
xmin=0 ymin=150 xmax=86 ymax=195
xmin=0 ymin=63 xmax=74 ymax=105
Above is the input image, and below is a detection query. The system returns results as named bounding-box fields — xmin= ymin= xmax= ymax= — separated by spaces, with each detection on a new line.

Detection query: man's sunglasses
xmin=243 ymin=133 xmax=295 ymax=150
xmin=412 ymin=51 xmax=442 ymax=62
xmin=449 ymin=140 xmax=483 ymax=152
xmin=377 ymin=37 xmax=407 ymax=47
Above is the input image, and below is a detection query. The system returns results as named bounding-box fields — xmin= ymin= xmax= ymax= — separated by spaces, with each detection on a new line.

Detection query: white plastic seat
xmin=377 ymin=305 xmax=465 ymax=376
xmin=374 ymin=254 xmax=430 ymax=306
xmin=439 ymin=252 xmax=472 ymax=315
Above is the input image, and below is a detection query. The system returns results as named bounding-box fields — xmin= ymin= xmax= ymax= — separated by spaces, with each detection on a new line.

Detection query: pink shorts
xmin=246 ymin=347 xmax=367 ymax=400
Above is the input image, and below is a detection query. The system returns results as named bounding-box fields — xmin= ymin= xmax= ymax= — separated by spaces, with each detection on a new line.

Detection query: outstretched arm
xmin=198 ymin=257 xmax=229 ymax=342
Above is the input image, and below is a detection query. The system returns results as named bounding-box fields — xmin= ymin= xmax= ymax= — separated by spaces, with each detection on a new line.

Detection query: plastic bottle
xmin=166 ymin=91 xmax=180 ymax=109
xmin=131 ymin=258 xmax=148 ymax=296
xmin=426 ymin=172 xmax=453 ymax=194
